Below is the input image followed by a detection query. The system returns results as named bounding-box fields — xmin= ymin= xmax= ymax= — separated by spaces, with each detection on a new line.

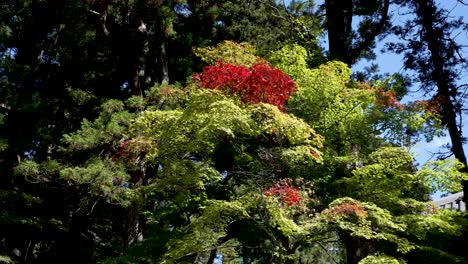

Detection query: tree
xmin=388 ymin=0 xmax=468 ymax=203
xmin=11 ymin=86 xmax=325 ymax=262
xmin=270 ymin=43 xmax=467 ymax=263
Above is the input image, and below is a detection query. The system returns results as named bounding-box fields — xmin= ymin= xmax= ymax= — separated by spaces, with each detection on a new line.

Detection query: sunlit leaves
xmin=400 ymin=210 xmax=467 ymax=243
xmin=336 ymin=147 xmax=424 ymax=210
xmin=248 ymin=103 xmax=322 ymax=147
xmin=272 ymin=44 xmax=440 ymax=150
xmin=161 ymin=200 xmax=249 ymax=263
xmin=359 ymin=253 xmax=406 ymax=264
xmin=271 ymin=45 xmax=377 ymax=152
xmin=417 ymin=159 xmax=468 ymax=193
xmin=9 ymin=38 xmax=467 ymax=263
xmin=320 ymin=198 xmax=413 ymax=253
xmin=193 ymin=40 xmax=264 ymax=67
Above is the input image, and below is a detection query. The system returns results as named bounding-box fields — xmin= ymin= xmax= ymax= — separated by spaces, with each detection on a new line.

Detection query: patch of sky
xmin=174 ymin=3 xmax=192 ymax=17
xmin=1 ymin=47 xmax=17 ymax=60
xmin=120 ymin=81 xmax=129 ymax=91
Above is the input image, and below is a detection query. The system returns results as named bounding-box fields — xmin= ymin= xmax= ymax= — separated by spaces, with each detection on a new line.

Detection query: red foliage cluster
xmin=415 ymin=95 xmax=446 ymax=115
xmin=374 ymin=88 xmax=404 ymax=110
xmin=264 ymin=179 xmax=302 ymax=206
xmin=193 ymin=62 xmax=297 ymax=110
xmin=329 ymin=202 xmax=368 ymax=219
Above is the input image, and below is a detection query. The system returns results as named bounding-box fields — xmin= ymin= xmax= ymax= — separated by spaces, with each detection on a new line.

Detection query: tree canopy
xmin=1 ymin=1 xmax=467 ymax=263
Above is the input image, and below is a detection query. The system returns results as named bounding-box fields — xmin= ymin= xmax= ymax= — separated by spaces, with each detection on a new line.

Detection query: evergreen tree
xmin=321 ymin=0 xmax=391 ymax=65
xmin=389 ymin=0 xmax=468 ymax=204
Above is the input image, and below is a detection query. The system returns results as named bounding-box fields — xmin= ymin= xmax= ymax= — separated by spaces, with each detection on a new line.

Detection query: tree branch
xmin=349 ymin=0 xmax=390 ymax=64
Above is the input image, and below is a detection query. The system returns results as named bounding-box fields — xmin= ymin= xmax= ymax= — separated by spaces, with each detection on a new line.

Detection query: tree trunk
xmin=207 ymin=248 xmax=217 ymax=264
xmin=124 ymin=167 xmax=146 ymax=248
xmin=325 ymin=0 xmax=390 ymax=66
xmin=160 ymin=42 xmax=169 ymax=85
xmin=325 ymin=0 xmax=353 ymax=64
xmin=341 ymin=234 xmax=375 ymax=264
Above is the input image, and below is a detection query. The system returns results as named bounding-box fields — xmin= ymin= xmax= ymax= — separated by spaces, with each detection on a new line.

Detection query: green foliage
xmin=60 ymin=158 xmax=132 ymax=205
xmin=0 ymin=255 xmax=12 ymax=264
xmin=134 ymin=89 xmax=322 ymax=173
xmin=62 ymin=100 xmax=134 ymax=151
xmin=405 ymin=246 xmax=467 ymax=264
xmin=14 ymin=159 xmax=61 ymax=183
xmin=193 ymin=41 xmax=264 ymax=67
xmin=273 ymin=44 xmax=434 ymax=152
xmin=2 ymin=6 xmax=467 ymax=261
xmin=161 ymin=200 xmax=249 ymax=263
xmin=336 ymin=147 xmax=426 ymax=210
xmin=417 ymin=159 xmax=468 ymax=193
xmin=399 ymin=210 xmax=467 ymax=243
xmin=272 ymin=45 xmax=376 ymax=153
xmin=359 ymin=253 xmax=406 ymax=264
xmin=48 ymin=85 xmax=325 ymax=262
xmin=320 ymin=197 xmax=414 ymax=253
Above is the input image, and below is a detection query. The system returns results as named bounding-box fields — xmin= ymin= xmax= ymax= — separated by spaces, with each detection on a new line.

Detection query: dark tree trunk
xmin=124 ymin=166 xmax=146 ymax=248
xmin=325 ymin=0 xmax=353 ymax=64
xmin=207 ymin=248 xmax=217 ymax=264
xmin=160 ymin=41 xmax=169 ymax=85
xmin=341 ymin=234 xmax=375 ymax=264
xmin=324 ymin=0 xmax=390 ymax=66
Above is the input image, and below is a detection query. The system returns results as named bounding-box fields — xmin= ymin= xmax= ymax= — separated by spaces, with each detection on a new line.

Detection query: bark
xmin=160 ymin=42 xmax=169 ymax=85
xmin=325 ymin=0 xmax=353 ymax=64
xmin=412 ymin=0 xmax=468 ymax=204
xmin=124 ymin=166 xmax=146 ymax=248
xmin=341 ymin=234 xmax=375 ymax=264
xmin=131 ymin=62 xmax=142 ymax=97
xmin=325 ymin=0 xmax=390 ymax=66
xmin=124 ymin=201 xmax=144 ymax=247
xmin=206 ymin=248 xmax=217 ymax=264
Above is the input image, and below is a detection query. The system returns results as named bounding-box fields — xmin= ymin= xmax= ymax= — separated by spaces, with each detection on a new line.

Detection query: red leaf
xmin=193 ymin=62 xmax=297 ymax=110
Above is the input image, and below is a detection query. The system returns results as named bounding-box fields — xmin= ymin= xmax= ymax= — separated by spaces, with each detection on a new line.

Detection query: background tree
xmin=388 ymin=0 xmax=468 ymax=203
xmin=320 ymin=0 xmax=391 ymax=65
